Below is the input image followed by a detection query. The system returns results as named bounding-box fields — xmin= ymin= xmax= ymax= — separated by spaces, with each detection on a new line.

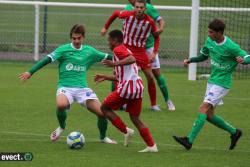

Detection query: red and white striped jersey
xmin=104 ymin=10 xmax=160 ymax=53
xmin=113 ymin=44 xmax=144 ymax=99
xmin=118 ymin=11 xmax=159 ymax=50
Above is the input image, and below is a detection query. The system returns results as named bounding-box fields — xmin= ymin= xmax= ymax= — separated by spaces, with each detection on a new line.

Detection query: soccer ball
xmin=66 ymin=131 xmax=85 ymax=149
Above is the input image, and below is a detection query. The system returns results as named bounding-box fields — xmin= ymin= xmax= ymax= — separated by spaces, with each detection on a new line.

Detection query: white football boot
xmin=151 ymin=105 xmax=161 ymax=111
xmin=100 ymin=137 xmax=117 ymax=144
xmin=124 ymin=127 xmax=135 ymax=146
xmin=167 ymin=100 xmax=176 ymax=111
xmin=138 ymin=144 xmax=158 ymax=153
xmin=50 ymin=127 xmax=64 ymax=141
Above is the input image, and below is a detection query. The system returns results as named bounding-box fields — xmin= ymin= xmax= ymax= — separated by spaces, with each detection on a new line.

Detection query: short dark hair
xmin=108 ymin=30 xmax=123 ymax=43
xmin=208 ymin=19 xmax=225 ymax=34
xmin=70 ymin=24 xmax=85 ymax=38
xmin=135 ymin=0 xmax=146 ymax=6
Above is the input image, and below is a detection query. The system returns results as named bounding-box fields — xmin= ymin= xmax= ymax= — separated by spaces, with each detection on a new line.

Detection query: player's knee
xmin=199 ymin=103 xmax=213 ymax=115
xmin=152 ymin=69 xmax=160 ymax=77
xmin=199 ymin=103 xmax=209 ymax=114
xmin=57 ymin=102 xmax=68 ymax=110
xmin=100 ymin=104 xmax=110 ymax=114
xmin=206 ymin=114 xmax=213 ymax=121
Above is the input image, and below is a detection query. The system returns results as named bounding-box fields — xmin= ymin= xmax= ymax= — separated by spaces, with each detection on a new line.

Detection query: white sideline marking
xmin=0 ymin=131 xmax=250 ymax=153
xmin=173 ymin=94 xmax=250 ymax=101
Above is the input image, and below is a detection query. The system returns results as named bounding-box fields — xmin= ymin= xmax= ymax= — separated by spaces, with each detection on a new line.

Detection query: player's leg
xmin=126 ymin=98 xmax=158 ymax=152
xmin=77 ymin=88 xmax=116 ymax=144
xmin=173 ymin=102 xmax=210 ymax=150
xmin=147 ymin=47 xmax=175 ymax=111
xmin=153 ymin=68 xmax=175 ymax=111
xmin=85 ymin=99 xmax=117 ymax=144
xmin=142 ymin=68 xmax=160 ymax=111
xmin=51 ymin=88 xmax=72 ymax=141
xmin=101 ymin=91 xmax=134 ymax=146
xmin=206 ymin=106 xmax=242 ymax=150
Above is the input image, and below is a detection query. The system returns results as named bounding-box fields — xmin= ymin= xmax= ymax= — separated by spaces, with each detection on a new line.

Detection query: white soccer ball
xmin=66 ymin=131 xmax=85 ymax=149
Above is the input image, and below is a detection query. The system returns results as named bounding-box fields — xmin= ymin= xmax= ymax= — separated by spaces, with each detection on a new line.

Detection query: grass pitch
xmin=0 ymin=62 xmax=250 ymax=167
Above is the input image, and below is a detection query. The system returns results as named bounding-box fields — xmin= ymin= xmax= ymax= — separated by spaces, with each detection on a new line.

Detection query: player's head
xmin=108 ymin=30 xmax=123 ymax=50
xmin=70 ymin=24 xmax=85 ymax=49
xmin=208 ymin=19 xmax=225 ymax=41
xmin=134 ymin=0 xmax=146 ymax=18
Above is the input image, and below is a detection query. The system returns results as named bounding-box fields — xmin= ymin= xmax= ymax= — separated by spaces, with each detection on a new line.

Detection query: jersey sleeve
xmin=113 ymin=46 xmax=131 ymax=59
xmin=91 ymin=47 xmax=110 ymax=63
xmin=149 ymin=18 xmax=160 ymax=53
xmin=229 ymin=43 xmax=247 ymax=58
xmin=47 ymin=46 xmax=64 ymax=62
xmin=147 ymin=4 xmax=161 ymax=22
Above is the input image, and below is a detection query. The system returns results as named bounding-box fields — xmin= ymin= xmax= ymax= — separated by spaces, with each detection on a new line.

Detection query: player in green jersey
xmin=101 ymin=0 xmax=175 ymax=111
xmin=19 ymin=24 xmax=117 ymax=144
xmin=173 ymin=19 xmax=248 ymax=150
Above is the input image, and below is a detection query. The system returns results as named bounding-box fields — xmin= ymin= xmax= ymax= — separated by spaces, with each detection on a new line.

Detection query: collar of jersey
xmin=71 ymin=43 xmax=83 ymax=50
xmin=214 ymin=36 xmax=227 ymax=46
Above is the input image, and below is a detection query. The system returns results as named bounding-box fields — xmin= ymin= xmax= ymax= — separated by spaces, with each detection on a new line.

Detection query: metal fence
xmin=0 ymin=1 xmax=249 ymax=79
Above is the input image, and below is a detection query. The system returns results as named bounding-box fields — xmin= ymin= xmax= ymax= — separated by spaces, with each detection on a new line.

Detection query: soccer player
xmin=95 ymin=29 xmax=158 ymax=152
xmin=19 ymin=24 xmax=116 ymax=144
xmin=123 ymin=0 xmax=175 ymax=111
xmin=100 ymin=0 xmax=163 ymax=111
xmin=173 ymin=19 xmax=248 ymax=150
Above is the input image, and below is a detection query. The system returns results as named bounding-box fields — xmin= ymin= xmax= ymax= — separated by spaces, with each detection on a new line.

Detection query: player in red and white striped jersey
xmin=101 ymin=0 xmax=161 ymax=111
xmin=95 ymin=30 xmax=158 ymax=152
xmin=113 ymin=46 xmax=144 ymax=99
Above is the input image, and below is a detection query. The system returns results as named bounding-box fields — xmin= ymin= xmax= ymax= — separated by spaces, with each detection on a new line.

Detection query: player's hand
xmin=94 ymin=74 xmax=106 ymax=84
xmin=155 ymin=27 xmax=163 ymax=36
xmin=183 ymin=58 xmax=190 ymax=67
xmin=148 ymin=52 xmax=156 ymax=63
xmin=19 ymin=72 xmax=31 ymax=82
xmin=100 ymin=27 xmax=107 ymax=36
xmin=236 ymin=56 xmax=244 ymax=64
xmin=101 ymin=59 xmax=115 ymax=67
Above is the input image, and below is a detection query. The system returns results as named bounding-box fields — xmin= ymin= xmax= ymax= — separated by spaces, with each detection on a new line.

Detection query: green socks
xmin=156 ymin=75 xmax=169 ymax=102
xmin=56 ymin=109 xmax=67 ymax=129
xmin=208 ymin=115 xmax=236 ymax=135
xmin=188 ymin=113 xmax=207 ymax=143
xmin=97 ymin=117 xmax=108 ymax=140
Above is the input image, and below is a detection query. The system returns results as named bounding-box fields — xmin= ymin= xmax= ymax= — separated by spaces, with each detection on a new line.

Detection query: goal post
xmin=188 ymin=0 xmax=200 ymax=81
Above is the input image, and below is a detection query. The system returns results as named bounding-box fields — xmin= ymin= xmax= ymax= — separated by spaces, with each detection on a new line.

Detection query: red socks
xmin=139 ymin=127 xmax=154 ymax=147
xmin=111 ymin=117 xmax=127 ymax=134
xmin=148 ymin=82 xmax=157 ymax=106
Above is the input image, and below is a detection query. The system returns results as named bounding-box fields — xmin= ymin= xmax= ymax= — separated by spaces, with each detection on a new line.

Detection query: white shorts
xmin=146 ymin=47 xmax=160 ymax=69
xmin=203 ymin=83 xmax=229 ymax=107
xmin=56 ymin=87 xmax=99 ymax=107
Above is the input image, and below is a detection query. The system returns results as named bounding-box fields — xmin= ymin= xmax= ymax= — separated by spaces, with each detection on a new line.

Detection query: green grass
xmin=0 ymin=62 xmax=250 ymax=167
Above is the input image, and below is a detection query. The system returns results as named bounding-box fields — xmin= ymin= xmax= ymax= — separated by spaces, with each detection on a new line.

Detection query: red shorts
xmin=125 ymin=45 xmax=151 ymax=70
xmin=103 ymin=91 xmax=142 ymax=116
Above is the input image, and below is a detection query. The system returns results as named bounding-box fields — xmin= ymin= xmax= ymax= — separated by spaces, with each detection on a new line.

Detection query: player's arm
xmin=101 ymin=54 xmax=135 ymax=67
xmin=94 ymin=74 xmax=117 ymax=83
xmin=92 ymin=47 xmax=113 ymax=62
xmin=19 ymin=56 xmax=52 ymax=82
xmin=184 ymin=47 xmax=209 ymax=66
xmin=101 ymin=10 xmax=132 ymax=36
xmin=230 ymin=44 xmax=250 ymax=65
xmin=150 ymin=20 xmax=160 ymax=61
xmin=155 ymin=18 xmax=165 ymax=35
xmin=148 ymin=5 xmax=165 ymax=35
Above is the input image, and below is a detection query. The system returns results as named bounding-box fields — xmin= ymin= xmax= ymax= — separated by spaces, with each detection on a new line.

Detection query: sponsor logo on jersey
xmin=211 ymin=59 xmax=231 ymax=70
xmin=65 ymin=63 xmax=86 ymax=72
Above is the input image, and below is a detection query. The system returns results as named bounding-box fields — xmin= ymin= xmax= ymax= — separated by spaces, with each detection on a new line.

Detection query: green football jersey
xmin=201 ymin=36 xmax=246 ymax=89
xmin=124 ymin=3 xmax=161 ymax=49
xmin=47 ymin=43 xmax=109 ymax=88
